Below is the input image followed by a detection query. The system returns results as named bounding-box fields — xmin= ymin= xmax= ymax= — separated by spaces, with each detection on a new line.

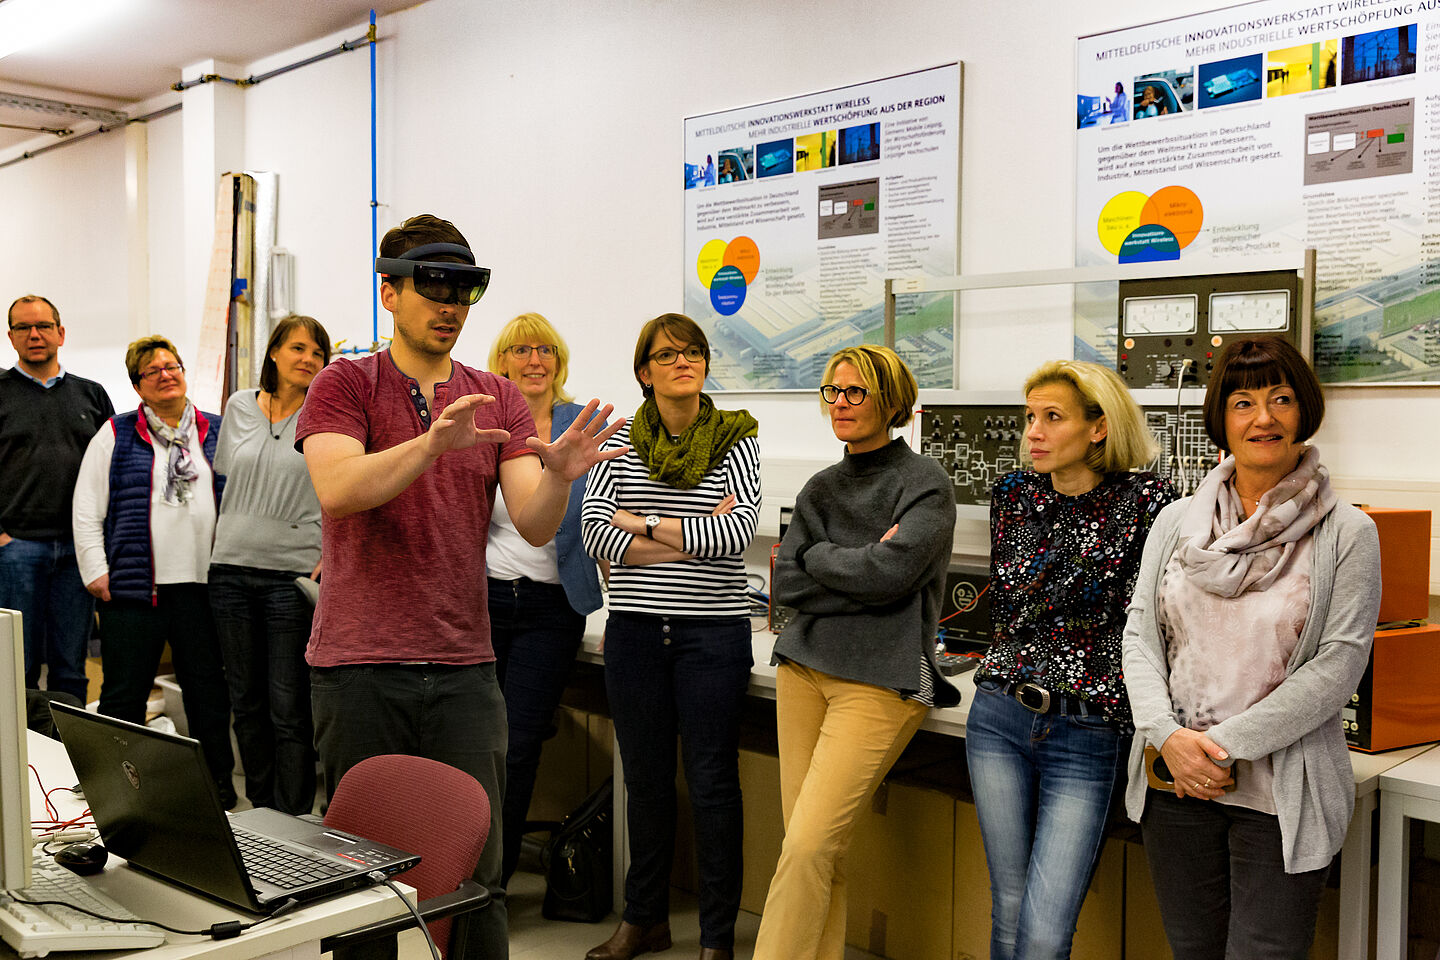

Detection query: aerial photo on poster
xmin=683 ymin=64 xmax=961 ymax=390
xmin=1076 ymin=0 xmax=1440 ymax=383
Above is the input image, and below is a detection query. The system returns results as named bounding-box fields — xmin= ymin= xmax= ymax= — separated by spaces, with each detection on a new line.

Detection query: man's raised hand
xmin=527 ymin=398 xmax=628 ymax=482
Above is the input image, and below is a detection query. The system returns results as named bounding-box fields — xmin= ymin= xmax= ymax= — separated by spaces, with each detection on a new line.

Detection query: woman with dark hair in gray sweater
xmin=753 ymin=345 xmax=959 ymax=960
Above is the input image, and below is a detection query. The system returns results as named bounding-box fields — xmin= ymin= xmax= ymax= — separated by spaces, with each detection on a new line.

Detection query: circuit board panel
xmin=919 ymin=405 xmax=1024 ymax=506
xmin=1140 ymin=406 xmax=1222 ymax=497
xmin=919 ymin=403 xmax=1222 ymax=504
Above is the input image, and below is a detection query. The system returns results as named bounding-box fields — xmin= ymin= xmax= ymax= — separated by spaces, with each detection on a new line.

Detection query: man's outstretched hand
xmin=527 ymin=398 xmax=628 ymax=482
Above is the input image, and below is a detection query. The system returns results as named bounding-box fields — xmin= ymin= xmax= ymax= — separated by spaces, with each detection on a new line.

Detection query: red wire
xmin=938 ymin=582 xmax=991 ymax=623
xmin=28 ymin=763 xmax=94 ymax=833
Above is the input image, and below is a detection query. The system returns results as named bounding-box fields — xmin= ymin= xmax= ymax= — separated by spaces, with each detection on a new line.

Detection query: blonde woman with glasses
xmin=753 ymin=345 xmax=959 ymax=960
xmin=485 ymin=312 xmax=607 ymax=885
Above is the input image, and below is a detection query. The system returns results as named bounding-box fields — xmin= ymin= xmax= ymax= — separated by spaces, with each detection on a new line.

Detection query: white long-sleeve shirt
xmin=72 ymin=419 xmax=217 ymax=588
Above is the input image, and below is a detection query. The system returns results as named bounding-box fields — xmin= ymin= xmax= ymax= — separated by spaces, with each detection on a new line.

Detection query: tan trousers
xmin=752 ymin=661 xmax=928 ymax=960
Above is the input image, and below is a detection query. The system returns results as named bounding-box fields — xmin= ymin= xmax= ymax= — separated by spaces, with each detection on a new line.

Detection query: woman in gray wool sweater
xmin=753 ymin=345 xmax=958 ymax=960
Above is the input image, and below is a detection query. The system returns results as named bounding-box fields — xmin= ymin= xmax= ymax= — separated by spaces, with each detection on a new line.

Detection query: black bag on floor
xmin=542 ymin=776 xmax=614 ymax=922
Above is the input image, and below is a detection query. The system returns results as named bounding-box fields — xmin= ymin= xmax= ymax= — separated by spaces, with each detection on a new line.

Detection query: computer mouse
xmin=54 ymin=842 xmax=109 ymax=876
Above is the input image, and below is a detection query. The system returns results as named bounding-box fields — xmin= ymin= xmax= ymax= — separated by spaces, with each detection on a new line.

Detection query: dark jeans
xmin=1141 ymin=789 xmax=1330 ymax=960
xmin=209 ymin=564 xmax=316 ymax=815
xmin=604 ymin=612 xmax=752 ymax=951
xmin=487 ymin=576 xmax=585 ymax=884
xmin=97 ymin=583 xmax=234 ymax=791
xmin=965 ymin=681 xmax=1130 ymax=960
xmin=311 ymin=661 xmax=508 ymax=960
xmin=0 ymin=535 xmax=95 ymax=703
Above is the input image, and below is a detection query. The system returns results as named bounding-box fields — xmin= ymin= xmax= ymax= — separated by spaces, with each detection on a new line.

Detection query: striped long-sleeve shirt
xmin=581 ymin=424 xmax=761 ymax=617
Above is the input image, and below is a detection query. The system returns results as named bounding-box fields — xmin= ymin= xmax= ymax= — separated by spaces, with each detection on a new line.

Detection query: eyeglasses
xmin=506 ymin=344 xmax=556 ymax=360
xmin=9 ymin=322 xmax=58 ymax=335
xmin=648 ymin=345 xmax=706 ymax=366
xmin=137 ymin=363 xmax=185 ymax=382
xmin=820 ymin=384 xmax=870 ymax=405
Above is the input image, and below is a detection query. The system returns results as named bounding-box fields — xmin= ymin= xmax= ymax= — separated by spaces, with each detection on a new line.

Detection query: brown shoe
xmin=697 ymin=949 xmax=732 ymax=960
xmin=585 ymin=920 xmax=672 ymax=960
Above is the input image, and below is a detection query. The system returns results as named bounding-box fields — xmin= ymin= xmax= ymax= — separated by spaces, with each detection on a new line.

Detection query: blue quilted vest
xmin=102 ymin=406 xmax=223 ymax=603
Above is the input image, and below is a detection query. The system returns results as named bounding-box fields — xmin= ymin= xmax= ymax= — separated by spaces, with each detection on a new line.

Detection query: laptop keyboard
xmin=232 ymin=830 xmax=349 ymax=890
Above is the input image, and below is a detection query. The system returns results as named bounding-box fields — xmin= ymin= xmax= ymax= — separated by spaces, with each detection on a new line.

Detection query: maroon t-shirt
xmin=296 ymin=351 xmax=536 ymax=666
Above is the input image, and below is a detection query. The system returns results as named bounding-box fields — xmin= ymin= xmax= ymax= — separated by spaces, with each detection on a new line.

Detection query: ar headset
xmin=374 ymin=242 xmax=492 ymax=305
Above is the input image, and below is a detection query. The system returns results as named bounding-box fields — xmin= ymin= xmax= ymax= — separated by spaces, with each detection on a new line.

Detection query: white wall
xmin=0 ymin=131 xmax=134 ymax=405
xmin=2 ymin=0 xmax=1437 ymax=514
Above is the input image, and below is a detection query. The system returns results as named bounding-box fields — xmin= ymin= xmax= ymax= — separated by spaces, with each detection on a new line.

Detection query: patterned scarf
xmin=141 ymin=402 xmax=200 ymax=505
xmin=1175 ymin=445 xmax=1335 ymax=598
xmin=629 ymin=393 xmax=758 ymax=490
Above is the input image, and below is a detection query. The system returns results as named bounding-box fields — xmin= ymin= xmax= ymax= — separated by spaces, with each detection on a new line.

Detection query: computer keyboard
xmin=233 ymin=829 xmax=347 ymax=890
xmin=0 ymin=850 xmax=165 ymax=957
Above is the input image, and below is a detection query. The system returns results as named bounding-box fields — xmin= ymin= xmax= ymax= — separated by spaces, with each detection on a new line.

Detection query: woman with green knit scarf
xmin=580 ymin=313 xmax=760 ymax=960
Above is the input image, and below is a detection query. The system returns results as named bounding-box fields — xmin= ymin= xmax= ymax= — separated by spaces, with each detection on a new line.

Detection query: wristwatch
xmin=644 ymin=515 xmax=661 ymax=538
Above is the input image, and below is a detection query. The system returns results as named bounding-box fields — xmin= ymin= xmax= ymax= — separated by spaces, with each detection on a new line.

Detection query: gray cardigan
xmin=1122 ymin=497 xmax=1380 ymax=873
xmin=772 ymin=438 xmax=961 ymax=706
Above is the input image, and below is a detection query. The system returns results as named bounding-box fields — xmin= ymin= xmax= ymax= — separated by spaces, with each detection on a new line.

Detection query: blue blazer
xmin=552 ymin=402 xmax=604 ymax=615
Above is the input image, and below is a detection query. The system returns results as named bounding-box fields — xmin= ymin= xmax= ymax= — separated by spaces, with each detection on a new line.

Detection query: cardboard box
xmin=845 ymin=782 xmax=954 ymax=960
xmin=738 ymin=749 xmax=782 ymax=915
xmin=1124 ymin=841 xmax=1174 ymax=960
xmin=586 ymin=713 xmax=615 ymax=793
xmin=1071 ymin=841 xmax=1124 ymax=960
xmin=529 ymin=706 xmax=593 ymax=825
xmin=952 ymin=798 xmax=993 ymax=960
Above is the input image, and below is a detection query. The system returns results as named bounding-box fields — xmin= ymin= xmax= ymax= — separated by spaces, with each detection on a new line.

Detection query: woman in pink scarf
xmin=1122 ymin=336 xmax=1381 ymax=959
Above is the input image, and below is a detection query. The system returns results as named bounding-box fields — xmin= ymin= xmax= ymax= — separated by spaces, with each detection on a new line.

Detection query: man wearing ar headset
xmin=296 ymin=214 xmax=626 ymax=958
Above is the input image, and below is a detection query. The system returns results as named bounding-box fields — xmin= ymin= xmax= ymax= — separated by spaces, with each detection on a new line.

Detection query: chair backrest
xmin=324 ymin=754 xmax=490 ymax=955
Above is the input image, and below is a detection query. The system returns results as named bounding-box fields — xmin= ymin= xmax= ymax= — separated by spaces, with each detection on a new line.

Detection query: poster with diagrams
xmin=1304 ymin=99 xmax=1413 ymax=184
xmin=1076 ymin=3 xmax=1440 ymax=383
xmin=683 ymin=64 xmax=961 ymax=390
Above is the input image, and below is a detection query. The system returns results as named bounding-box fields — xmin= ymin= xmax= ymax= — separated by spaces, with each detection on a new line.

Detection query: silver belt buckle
xmin=1014 ymin=682 xmax=1051 ymax=714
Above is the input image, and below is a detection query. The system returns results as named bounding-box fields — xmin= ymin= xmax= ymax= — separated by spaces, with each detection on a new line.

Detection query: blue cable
xmin=369 ymin=8 xmax=378 ymax=350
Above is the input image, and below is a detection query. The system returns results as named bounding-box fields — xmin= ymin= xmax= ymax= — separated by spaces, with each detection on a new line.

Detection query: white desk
xmin=1346 ymin=743 xmax=1436 ymax=960
xmin=7 ymin=730 xmax=414 ymax=960
xmin=580 ymin=607 xmax=1430 ymax=952
xmin=1377 ymin=744 xmax=1440 ymax=960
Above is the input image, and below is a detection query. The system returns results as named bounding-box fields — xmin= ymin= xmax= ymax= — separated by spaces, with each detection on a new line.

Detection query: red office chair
xmin=319 ymin=754 xmax=492 ymax=960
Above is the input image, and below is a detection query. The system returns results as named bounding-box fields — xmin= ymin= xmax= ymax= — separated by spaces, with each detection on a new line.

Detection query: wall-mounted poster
xmin=684 ymin=64 xmax=961 ymax=390
xmin=1076 ymin=3 xmax=1440 ymax=384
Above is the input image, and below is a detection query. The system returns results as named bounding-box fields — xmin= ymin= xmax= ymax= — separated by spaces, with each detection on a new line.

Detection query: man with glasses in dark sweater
xmin=0 ymin=295 xmax=114 ymax=708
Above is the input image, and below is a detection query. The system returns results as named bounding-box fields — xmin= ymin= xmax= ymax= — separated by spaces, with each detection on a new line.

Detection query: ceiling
xmin=0 ymin=0 xmax=420 ymax=154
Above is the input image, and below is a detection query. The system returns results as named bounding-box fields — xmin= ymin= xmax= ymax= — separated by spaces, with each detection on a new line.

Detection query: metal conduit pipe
xmin=0 ymin=102 xmax=180 ymax=172
xmin=171 ymin=33 xmax=373 ymax=91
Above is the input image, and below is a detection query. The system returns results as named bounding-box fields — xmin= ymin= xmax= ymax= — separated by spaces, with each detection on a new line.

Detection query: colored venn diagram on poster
xmin=1097 ymin=186 xmax=1203 ymax=263
xmin=697 ymin=236 xmax=759 ymax=316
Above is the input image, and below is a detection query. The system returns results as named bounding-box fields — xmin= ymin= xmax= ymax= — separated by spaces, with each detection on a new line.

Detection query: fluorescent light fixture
xmin=0 ymin=0 xmax=123 ymax=62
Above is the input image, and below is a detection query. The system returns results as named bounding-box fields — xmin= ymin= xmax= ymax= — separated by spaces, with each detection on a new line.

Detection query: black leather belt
xmin=992 ymin=679 xmax=1096 ymax=718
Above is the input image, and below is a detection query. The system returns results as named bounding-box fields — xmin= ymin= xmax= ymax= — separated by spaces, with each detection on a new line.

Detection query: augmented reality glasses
xmin=375 ymin=242 xmax=492 ymax=305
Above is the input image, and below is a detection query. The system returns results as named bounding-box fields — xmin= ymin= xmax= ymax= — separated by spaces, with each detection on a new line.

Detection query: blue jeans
xmin=604 ymin=612 xmax=752 ymax=951
xmin=965 ymin=680 xmax=1129 ymax=960
xmin=209 ymin=564 xmax=317 ymax=815
xmin=0 ymin=536 xmax=95 ymax=703
xmin=1141 ymin=790 xmax=1329 ymax=960
xmin=487 ymin=576 xmax=585 ymax=884
xmin=311 ymin=661 xmax=509 ymax=960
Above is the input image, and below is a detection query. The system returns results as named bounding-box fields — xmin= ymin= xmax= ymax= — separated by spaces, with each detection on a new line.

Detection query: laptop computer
xmin=49 ymin=702 xmax=420 ymax=914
